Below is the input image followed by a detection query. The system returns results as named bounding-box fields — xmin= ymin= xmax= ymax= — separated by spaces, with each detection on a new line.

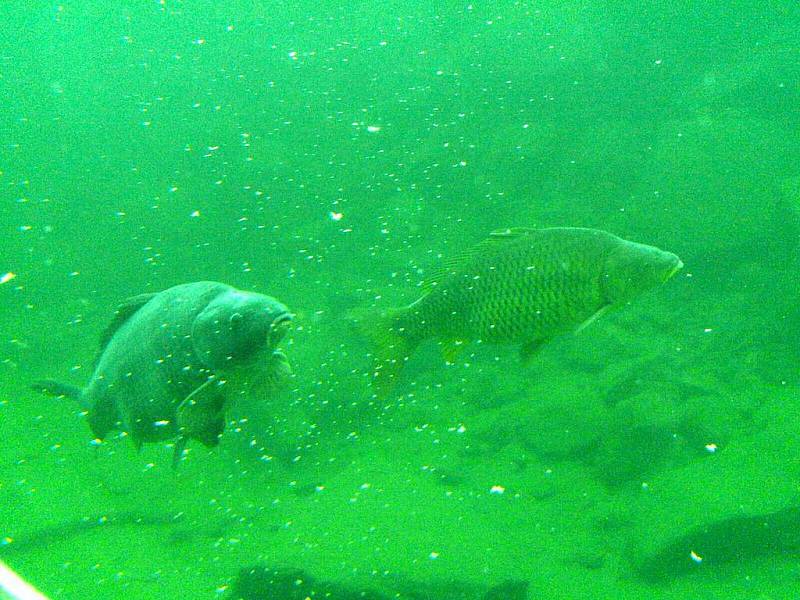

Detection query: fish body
xmin=366 ymin=227 xmax=682 ymax=395
xmin=34 ymin=281 xmax=292 ymax=463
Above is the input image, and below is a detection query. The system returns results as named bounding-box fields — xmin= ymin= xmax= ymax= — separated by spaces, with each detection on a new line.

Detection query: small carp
xmin=363 ymin=227 xmax=682 ymax=396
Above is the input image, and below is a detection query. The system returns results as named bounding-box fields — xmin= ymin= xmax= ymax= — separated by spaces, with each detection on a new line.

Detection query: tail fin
xmin=353 ymin=306 xmax=417 ymax=398
xmin=31 ymin=379 xmax=84 ymax=405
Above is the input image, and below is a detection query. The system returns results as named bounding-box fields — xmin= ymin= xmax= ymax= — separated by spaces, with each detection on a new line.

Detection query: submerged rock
xmin=619 ymin=395 xmax=800 ymax=584
xmin=637 ymin=506 xmax=800 ymax=583
xmin=230 ymin=566 xmax=529 ymax=600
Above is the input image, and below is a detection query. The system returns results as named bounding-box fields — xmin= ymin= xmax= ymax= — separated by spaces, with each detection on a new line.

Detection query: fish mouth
xmin=268 ymin=312 xmax=293 ymax=346
xmin=663 ymin=257 xmax=684 ymax=282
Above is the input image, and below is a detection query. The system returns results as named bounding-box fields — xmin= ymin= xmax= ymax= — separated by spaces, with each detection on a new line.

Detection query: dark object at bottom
xmin=636 ymin=506 xmax=800 ymax=583
xmin=231 ymin=566 xmax=388 ymax=600
xmin=482 ymin=580 xmax=529 ymax=599
xmin=230 ymin=565 xmax=529 ymax=600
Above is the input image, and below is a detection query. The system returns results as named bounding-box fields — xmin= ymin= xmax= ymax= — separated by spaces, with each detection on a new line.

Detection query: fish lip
xmin=664 ymin=258 xmax=684 ymax=281
xmin=268 ymin=312 xmax=293 ymax=345
xmin=272 ymin=311 xmax=293 ymax=326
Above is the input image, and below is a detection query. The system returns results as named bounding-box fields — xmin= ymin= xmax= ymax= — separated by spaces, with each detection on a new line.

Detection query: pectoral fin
xmin=176 ymin=378 xmax=226 ymax=459
xmin=177 ymin=377 xmax=216 ymax=412
xmin=172 ymin=417 xmax=223 ymax=467
xmin=575 ymin=304 xmax=613 ymax=334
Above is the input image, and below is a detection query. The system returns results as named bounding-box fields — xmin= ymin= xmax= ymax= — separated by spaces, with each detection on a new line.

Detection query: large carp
xmin=33 ymin=281 xmax=293 ymax=465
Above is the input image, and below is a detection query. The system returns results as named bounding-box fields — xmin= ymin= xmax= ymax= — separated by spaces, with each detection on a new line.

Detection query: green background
xmin=1 ymin=1 xmax=799 ymax=598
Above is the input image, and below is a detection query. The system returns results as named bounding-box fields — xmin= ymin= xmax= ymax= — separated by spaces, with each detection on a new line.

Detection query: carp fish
xmin=364 ymin=227 xmax=682 ymax=396
xmin=33 ymin=281 xmax=293 ymax=465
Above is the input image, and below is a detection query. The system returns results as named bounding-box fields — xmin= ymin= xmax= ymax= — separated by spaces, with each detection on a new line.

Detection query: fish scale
xmin=434 ymin=240 xmax=602 ymax=342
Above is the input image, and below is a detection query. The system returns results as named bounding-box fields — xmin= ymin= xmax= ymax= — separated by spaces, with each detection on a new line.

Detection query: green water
xmin=1 ymin=1 xmax=799 ymax=598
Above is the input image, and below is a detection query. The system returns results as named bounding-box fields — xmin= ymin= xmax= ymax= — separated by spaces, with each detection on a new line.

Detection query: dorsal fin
xmin=420 ymin=227 xmax=539 ymax=294
xmin=94 ymin=293 xmax=157 ymax=367
xmin=488 ymin=227 xmax=538 ymax=239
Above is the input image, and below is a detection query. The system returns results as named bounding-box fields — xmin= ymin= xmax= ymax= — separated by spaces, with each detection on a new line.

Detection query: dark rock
xmin=231 ymin=565 xmax=389 ymax=600
xmin=637 ymin=506 xmax=800 ymax=583
xmin=231 ymin=565 xmax=528 ymax=600
xmin=483 ymin=580 xmax=529 ymax=599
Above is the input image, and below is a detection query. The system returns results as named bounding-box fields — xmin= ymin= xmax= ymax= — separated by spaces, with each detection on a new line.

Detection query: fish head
xmin=601 ymin=241 xmax=683 ymax=305
xmin=192 ymin=290 xmax=293 ymax=372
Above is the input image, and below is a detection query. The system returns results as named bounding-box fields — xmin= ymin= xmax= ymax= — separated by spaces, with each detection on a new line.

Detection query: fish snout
xmin=662 ymin=253 xmax=684 ymax=282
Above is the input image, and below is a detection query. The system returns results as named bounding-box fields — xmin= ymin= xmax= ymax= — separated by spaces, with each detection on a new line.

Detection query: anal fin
xmin=441 ymin=339 xmax=467 ymax=364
